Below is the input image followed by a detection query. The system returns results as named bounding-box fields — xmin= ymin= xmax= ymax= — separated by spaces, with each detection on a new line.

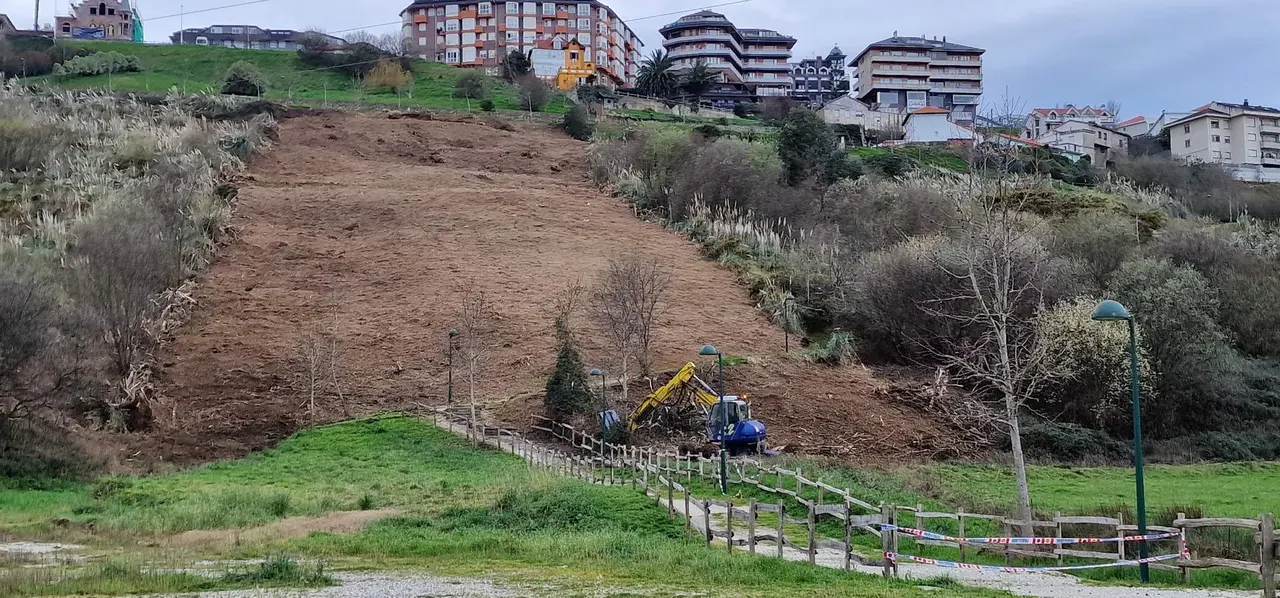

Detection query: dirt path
xmin=116 ymin=111 xmax=961 ymax=467
xmin=166 ymin=509 xmax=399 ymax=549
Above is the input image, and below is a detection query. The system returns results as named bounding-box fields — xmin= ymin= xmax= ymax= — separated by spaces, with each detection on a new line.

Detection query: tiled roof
xmin=1114 ymin=116 xmax=1147 ymax=127
xmin=912 ymin=106 xmax=950 ymax=115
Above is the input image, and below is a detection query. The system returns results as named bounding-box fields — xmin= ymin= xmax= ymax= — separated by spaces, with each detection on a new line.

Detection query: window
xmin=1248 ymin=118 xmax=1257 ymax=127
xmin=1224 ymin=137 xmax=1231 ymax=143
xmin=1211 ymin=150 xmax=1221 ymax=159
xmin=445 ymin=33 xmax=459 ymax=45
xmin=1250 ymin=149 xmax=1259 ymax=157
xmin=446 ymin=49 xmax=460 ymax=63
xmin=577 ymin=3 xmax=590 ymax=15
xmin=1211 ymin=135 xmax=1221 ymax=142
xmin=523 ymin=16 xmax=536 ymax=28
xmin=577 ymin=18 xmax=589 ymax=29
xmin=462 ymin=31 xmax=476 ymax=44
xmin=505 ymin=2 xmax=518 ymax=13
xmin=523 ymin=2 xmax=536 ymax=14
xmin=89 ymin=6 xmax=96 ymax=14
xmin=436 ymin=35 xmax=445 ymax=44
xmin=418 ymin=23 xmax=426 ymax=31
xmin=446 ymin=4 xmax=460 ymax=16
xmin=479 ymin=2 xmax=492 ymax=15
xmin=505 ymin=30 xmax=518 ymax=42
xmin=445 ymin=20 xmax=460 ymax=31
xmin=62 ymin=23 xmax=70 ymax=31
xmin=462 ymin=17 xmax=475 ymax=28
xmin=107 ymin=8 xmax=114 ymax=15
xmin=506 ymin=16 xmax=519 ymax=28
xmin=1185 ymin=139 xmax=1192 ymax=148
xmin=1183 ymin=125 xmax=1190 ymax=134
xmin=211 ymin=26 xmax=223 ymax=33
xmin=230 ymin=27 xmax=243 ymax=33
xmin=580 ymin=33 xmax=590 ymax=45
xmin=599 ymin=6 xmax=607 ymax=19
xmin=542 ymin=2 xmax=555 ymax=15
xmin=1211 ymin=120 xmax=1220 ymax=128
xmin=1225 ymin=152 xmax=1231 ymax=160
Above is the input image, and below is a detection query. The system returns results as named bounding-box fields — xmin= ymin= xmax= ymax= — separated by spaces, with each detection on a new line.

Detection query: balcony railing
xmin=933 ymin=84 xmax=983 ymax=94
xmin=874 ymin=80 xmax=932 ymax=90
xmin=1262 ymin=154 xmax=1280 ymax=166
xmin=873 ymin=66 xmax=928 ymax=76
xmin=1262 ymin=139 xmax=1280 ymax=151
xmin=1261 ymin=124 xmax=1280 ymax=135
xmin=871 ymin=53 xmax=930 ymax=63
xmin=931 ymin=57 xmax=982 ymax=67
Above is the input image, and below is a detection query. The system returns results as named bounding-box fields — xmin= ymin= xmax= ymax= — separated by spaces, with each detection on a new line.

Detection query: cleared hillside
xmin=123 ymin=111 xmax=965 ymax=466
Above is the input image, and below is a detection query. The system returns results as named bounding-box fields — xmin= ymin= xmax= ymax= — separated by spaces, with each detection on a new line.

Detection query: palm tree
xmin=680 ymin=62 xmax=718 ymax=112
xmin=636 ymin=49 xmax=678 ymax=98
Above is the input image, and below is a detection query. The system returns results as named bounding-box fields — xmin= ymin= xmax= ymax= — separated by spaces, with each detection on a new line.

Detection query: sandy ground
xmin=103 ymin=111 xmax=963 ymax=468
xmin=166 ymin=509 xmax=399 ymax=548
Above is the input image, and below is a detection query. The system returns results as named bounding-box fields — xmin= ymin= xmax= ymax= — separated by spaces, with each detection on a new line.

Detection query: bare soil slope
xmin=131 ymin=112 xmax=962 ymax=465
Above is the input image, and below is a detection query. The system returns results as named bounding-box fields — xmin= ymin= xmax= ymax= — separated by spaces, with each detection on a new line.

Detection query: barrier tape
xmin=884 ymin=551 xmax=1182 ymax=573
xmin=879 ymin=524 xmax=1181 ymax=545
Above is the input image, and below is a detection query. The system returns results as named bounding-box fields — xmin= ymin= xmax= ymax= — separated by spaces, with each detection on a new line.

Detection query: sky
xmin=6 ymin=0 xmax=1277 ymax=119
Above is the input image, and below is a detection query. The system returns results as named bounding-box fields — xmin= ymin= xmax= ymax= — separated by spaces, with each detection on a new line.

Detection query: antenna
xmin=34 ymin=0 xmax=39 ymax=30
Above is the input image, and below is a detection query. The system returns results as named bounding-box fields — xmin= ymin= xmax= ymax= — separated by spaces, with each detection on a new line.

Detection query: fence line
xmin=440 ymin=411 xmax=1279 ymax=596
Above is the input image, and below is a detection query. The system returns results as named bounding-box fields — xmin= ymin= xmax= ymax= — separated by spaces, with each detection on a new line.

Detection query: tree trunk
xmin=468 ymin=360 xmax=478 ymax=441
xmin=619 ymin=355 xmax=630 ymax=405
xmin=1006 ymin=390 xmax=1034 ymax=537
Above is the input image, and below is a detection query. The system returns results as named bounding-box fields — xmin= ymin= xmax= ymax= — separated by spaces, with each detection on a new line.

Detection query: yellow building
xmin=556 ymin=40 xmax=595 ymax=92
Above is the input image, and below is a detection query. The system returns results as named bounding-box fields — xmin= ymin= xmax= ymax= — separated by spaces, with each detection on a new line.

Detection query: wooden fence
xmin=445 ymin=411 xmax=1280 ymax=596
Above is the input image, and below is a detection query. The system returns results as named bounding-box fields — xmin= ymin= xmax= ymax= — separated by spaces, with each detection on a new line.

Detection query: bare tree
xmin=296 ymin=327 xmax=325 ymax=421
xmin=0 ymin=251 xmax=75 ymax=438
xmin=591 ymin=255 xmax=671 ymax=404
xmin=455 ymin=279 xmax=496 ymax=435
xmin=327 ymin=293 xmax=350 ymax=418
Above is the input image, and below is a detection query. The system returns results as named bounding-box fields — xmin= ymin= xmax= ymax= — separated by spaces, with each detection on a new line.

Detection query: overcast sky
xmin=7 ymin=0 xmax=1276 ymax=118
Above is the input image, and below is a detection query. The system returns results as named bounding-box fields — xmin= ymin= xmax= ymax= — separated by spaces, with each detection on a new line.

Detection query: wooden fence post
xmin=958 ymin=513 xmax=967 ymax=564
xmin=1054 ymin=511 xmax=1063 ymax=564
xmin=684 ymin=490 xmax=691 ymax=536
xmin=817 ymin=484 xmax=825 ymax=507
xmin=807 ymin=501 xmax=817 ymax=565
xmin=726 ymin=500 xmax=734 ymax=554
xmin=1177 ymin=512 xmax=1190 ymax=583
xmin=1261 ymin=513 xmax=1276 ymax=598
xmin=667 ymin=480 xmax=674 ymax=518
xmin=796 ymin=468 xmax=803 ymax=495
xmin=703 ymin=500 xmax=712 ymax=547
xmin=881 ymin=504 xmax=894 ymax=578
xmin=844 ymin=501 xmax=853 ymax=571
xmin=1003 ymin=519 xmax=1013 ymax=566
xmin=748 ymin=499 xmax=757 ymax=555
xmin=777 ymin=500 xmax=786 ymax=559
xmin=1116 ymin=512 xmax=1126 ymax=562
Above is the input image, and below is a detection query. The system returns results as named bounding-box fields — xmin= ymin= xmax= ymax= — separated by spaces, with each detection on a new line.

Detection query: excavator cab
xmin=627 ymin=362 xmax=767 ymax=454
xmin=708 ymin=397 xmax=767 ymax=454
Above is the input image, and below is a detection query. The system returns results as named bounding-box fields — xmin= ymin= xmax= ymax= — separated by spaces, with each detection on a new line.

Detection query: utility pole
xmin=33 ymin=0 xmax=39 ymax=31
xmin=179 ymin=5 xmax=183 ymax=44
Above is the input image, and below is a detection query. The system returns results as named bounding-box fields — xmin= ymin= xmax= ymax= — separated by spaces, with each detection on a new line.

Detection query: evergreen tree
xmin=544 ymin=317 xmax=593 ymax=419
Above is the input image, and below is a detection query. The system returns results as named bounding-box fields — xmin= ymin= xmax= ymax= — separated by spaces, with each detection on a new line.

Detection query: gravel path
xmin=437 ymin=413 xmax=1259 ymax=598
xmin=150 ymin=572 xmax=528 ymax=597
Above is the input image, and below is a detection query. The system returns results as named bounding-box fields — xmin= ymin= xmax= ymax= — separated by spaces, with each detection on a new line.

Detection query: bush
xmin=863 ymin=152 xmax=914 ymax=178
xmin=517 ymin=77 xmax=551 ymax=111
xmin=806 ymin=331 xmax=856 ymax=365
xmin=58 ymin=51 xmax=139 ymax=77
xmin=823 ymin=151 xmax=863 ymax=185
xmin=563 ymin=104 xmax=593 ymax=141
xmin=544 ymin=322 xmax=593 ymax=418
xmin=220 ymin=61 xmax=267 ymax=97
xmin=692 ymin=124 xmax=724 ymax=140
xmin=1017 ymin=420 xmax=1128 ymax=463
xmin=363 ymin=59 xmax=414 ymax=94
xmin=672 ymin=138 xmax=783 ymax=218
xmin=480 ymin=99 xmax=495 ymax=112
xmin=452 ymin=70 xmax=490 ymax=100
xmin=777 ymin=109 xmax=836 ymax=186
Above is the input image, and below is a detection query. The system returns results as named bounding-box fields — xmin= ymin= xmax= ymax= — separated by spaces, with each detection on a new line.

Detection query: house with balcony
xmin=789 ymin=46 xmax=847 ymax=106
xmin=399 ymin=1 xmax=641 ymax=87
xmin=169 ymin=25 xmax=345 ymax=49
xmin=1022 ymin=105 xmax=1115 ymax=139
xmin=1036 ymin=119 xmax=1129 ymax=165
xmin=54 ymin=0 xmax=141 ymax=41
xmin=1165 ymin=100 xmax=1280 ymax=183
xmin=1114 ymin=115 xmax=1150 ymax=137
xmin=659 ymin=10 xmax=795 ymax=104
xmin=848 ymin=33 xmax=983 ymax=125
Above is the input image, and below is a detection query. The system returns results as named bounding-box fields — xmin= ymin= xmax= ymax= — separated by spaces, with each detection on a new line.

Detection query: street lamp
xmin=1092 ymin=299 xmax=1148 ymax=583
xmin=447 ymin=329 xmax=459 ymax=405
xmin=699 ymin=344 xmax=728 ymax=494
xmin=590 ymin=368 xmax=607 ymax=412
xmin=782 ymin=296 xmax=794 ymax=353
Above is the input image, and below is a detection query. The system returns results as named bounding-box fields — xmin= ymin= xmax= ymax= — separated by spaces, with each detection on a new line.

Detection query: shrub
xmin=517 ymin=76 xmax=551 ymax=111
xmin=672 ymin=138 xmax=783 ymax=218
xmin=692 ymin=123 xmax=724 ymax=140
xmin=822 ymin=151 xmax=863 ymax=185
xmin=563 ymin=104 xmax=593 ymax=141
xmin=220 ymin=61 xmax=267 ymax=97
xmin=1052 ymin=211 xmax=1140 ymax=290
xmin=363 ymin=59 xmax=414 ymax=94
xmin=0 ymin=117 xmax=55 ymax=173
xmin=1017 ymin=420 xmax=1128 ymax=463
xmin=732 ymin=102 xmax=750 ymax=118
xmin=863 ymin=152 xmax=914 ymax=178
xmin=58 ymin=51 xmax=139 ymax=77
xmin=480 ymin=99 xmax=495 ymax=112
xmin=452 ymin=69 xmax=490 ymax=99
xmin=777 ymin=109 xmax=836 ymax=186
xmin=544 ymin=320 xmax=593 ymax=418
xmin=223 ymin=555 xmax=329 ymax=586
xmin=502 ymin=49 xmax=532 ymax=82
xmin=806 ymin=331 xmax=857 ymax=365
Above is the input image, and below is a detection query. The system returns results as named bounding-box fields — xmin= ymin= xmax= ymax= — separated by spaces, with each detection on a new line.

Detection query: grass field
xmin=852 ymin=145 xmax=971 ymax=173
xmin=31 ymin=42 xmax=568 ymax=113
xmin=0 ymin=416 xmax=1003 ymax=597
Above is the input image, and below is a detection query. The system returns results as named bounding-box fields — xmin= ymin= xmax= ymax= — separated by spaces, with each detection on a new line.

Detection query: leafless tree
xmin=327 ymin=293 xmax=350 ymax=418
xmin=0 ymin=251 xmax=77 ymax=440
xmin=591 ymin=255 xmax=671 ymax=404
xmin=1104 ymin=99 xmax=1123 ymax=119
xmin=455 ymin=279 xmax=496 ymax=435
xmin=296 ymin=327 xmax=325 ymax=421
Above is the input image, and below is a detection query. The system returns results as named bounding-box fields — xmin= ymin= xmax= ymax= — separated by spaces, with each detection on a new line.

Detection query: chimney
xmin=1244 ymin=99 xmax=1250 ymax=107
xmin=942 ymin=35 xmax=947 ymax=43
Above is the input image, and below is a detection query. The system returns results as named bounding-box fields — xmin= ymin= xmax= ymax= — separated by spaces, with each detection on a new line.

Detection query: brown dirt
xmin=166 ymin=509 xmax=398 ymax=548
xmin=109 ymin=111 xmax=968 ymax=468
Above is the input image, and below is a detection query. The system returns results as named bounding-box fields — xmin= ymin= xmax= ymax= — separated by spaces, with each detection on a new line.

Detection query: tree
xmin=502 ymin=49 xmax=532 ymax=82
xmin=680 ymin=62 xmax=717 ymax=111
xmin=777 ymin=109 xmax=836 ymax=186
xmin=363 ymin=59 xmax=414 ymax=94
xmin=591 ymin=255 xmax=671 ymax=405
xmin=454 ymin=279 xmax=496 ymax=434
xmin=221 ymin=60 xmax=267 ymax=96
xmin=0 ymin=251 xmax=73 ymax=434
xmin=636 ymin=49 xmax=678 ymax=98
xmin=517 ymin=76 xmax=550 ymax=111
xmin=452 ymin=69 xmax=490 ymax=99
xmin=563 ymin=104 xmax=593 ymax=141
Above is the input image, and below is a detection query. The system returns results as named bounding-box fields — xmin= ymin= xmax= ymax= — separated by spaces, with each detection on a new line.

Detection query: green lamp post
xmin=590 ymin=368 xmax=606 ymax=411
xmin=1092 ymin=299 xmax=1149 ymax=583
xmin=699 ymin=344 xmax=727 ymax=494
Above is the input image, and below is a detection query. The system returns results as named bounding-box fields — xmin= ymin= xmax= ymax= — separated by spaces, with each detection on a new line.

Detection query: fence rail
xmin=442 ymin=412 xmax=1280 ymax=596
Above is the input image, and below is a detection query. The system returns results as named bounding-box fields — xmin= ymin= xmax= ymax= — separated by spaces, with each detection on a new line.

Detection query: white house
xmin=1035 ymin=119 xmax=1129 ymax=165
xmin=903 ymin=107 xmax=976 ymax=143
xmin=819 ymin=94 xmax=903 ymax=131
xmin=1114 ymin=115 xmax=1150 ymax=138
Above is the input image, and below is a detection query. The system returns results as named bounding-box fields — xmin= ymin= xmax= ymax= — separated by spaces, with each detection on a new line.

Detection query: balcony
xmin=933 ymin=83 xmax=983 ymax=94
xmin=871 ymin=53 xmax=930 ymax=63
xmin=1262 ymin=138 xmax=1280 ymax=151
xmin=931 ymin=57 xmax=982 ymax=67
xmin=931 ymin=70 xmax=982 ymax=80
xmin=1263 ymin=154 xmax=1280 ymax=166
xmin=1262 ymin=124 xmax=1280 ymax=135
xmin=873 ymin=66 xmax=928 ymax=76
xmin=874 ymin=80 xmax=932 ymax=90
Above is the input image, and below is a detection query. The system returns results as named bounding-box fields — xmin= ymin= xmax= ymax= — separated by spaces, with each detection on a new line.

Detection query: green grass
xmin=852 ymin=145 xmax=970 ymax=173
xmin=0 ymin=558 xmax=331 ymax=597
xmin=1 ymin=416 xmax=1004 ymax=597
xmin=33 ymin=42 xmax=568 ymax=113
xmin=614 ymin=108 xmax=758 ymax=127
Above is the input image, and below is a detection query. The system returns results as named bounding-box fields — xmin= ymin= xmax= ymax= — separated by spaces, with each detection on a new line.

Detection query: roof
xmin=912 ymin=106 xmax=950 ymax=115
xmin=992 ymin=133 xmax=1045 ymax=147
xmin=852 ymin=35 xmax=983 ymax=63
xmin=1029 ymin=105 xmax=1112 ymax=117
xmin=1215 ymin=101 xmax=1280 ymax=114
xmin=1163 ymin=106 xmax=1232 ymax=130
xmin=1054 ymin=118 xmax=1131 ymax=137
xmin=1114 ymin=116 xmax=1147 ymax=128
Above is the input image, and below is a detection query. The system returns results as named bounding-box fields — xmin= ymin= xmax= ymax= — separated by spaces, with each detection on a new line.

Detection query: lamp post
xmin=447 ymin=329 xmax=459 ymax=405
xmin=782 ymin=296 xmax=794 ymax=353
xmin=699 ymin=344 xmax=727 ymax=494
xmin=1092 ymin=299 xmax=1148 ymax=583
xmin=590 ymin=368 xmax=607 ymax=417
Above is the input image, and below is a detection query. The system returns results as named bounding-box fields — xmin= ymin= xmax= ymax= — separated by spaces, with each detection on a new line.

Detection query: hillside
xmin=117 ymin=110 xmax=966 ymax=467
xmin=35 ymin=42 xmax=568 ymax=113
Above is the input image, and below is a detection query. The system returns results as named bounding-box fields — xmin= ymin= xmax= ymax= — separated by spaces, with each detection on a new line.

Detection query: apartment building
xmin=54 ymin=0 xmax=140 ymax=41
xmin=849 ymin=33 xmax=983 ymax=124
xmin=1037 ymin=119 xmax=1129 ymax=165
xmin=1022 ymin=105 xmax=1115 ymax=139
xmin=0 ymin=14 xmax=15 ymax=35
xmin=169 ymin=26 xmax=345 ymax=49
xmin=399 ymin=1 xmax=642 ymax=87
xmin=789 ymin=46 xmax=847 ymax=105
xmin=1166 ymin=100 xmax=1280 ymax=183
xmin=659 ymin=10 xmax=795 ymax=102
xmin=1114 ymin=115 xmax=1150 ymax=137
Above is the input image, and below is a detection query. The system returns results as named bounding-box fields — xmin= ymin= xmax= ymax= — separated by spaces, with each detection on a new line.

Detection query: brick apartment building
xmin=659 ymin=10 xmax=795 ymax=104
xmin=399 ymin=1 xmax=642 ymax=87
xmin=849 ymin=33 xmax=983 ymax=124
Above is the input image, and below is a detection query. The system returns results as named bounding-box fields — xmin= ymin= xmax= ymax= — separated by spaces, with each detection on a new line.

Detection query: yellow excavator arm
xmin=627 ymin=362 xmax=721 ymax=431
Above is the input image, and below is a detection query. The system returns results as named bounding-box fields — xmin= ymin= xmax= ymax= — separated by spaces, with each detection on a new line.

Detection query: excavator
xmin=626 ymin=362 xmax=767 ymax=454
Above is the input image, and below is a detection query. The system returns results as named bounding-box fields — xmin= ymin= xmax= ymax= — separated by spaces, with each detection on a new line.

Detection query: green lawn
xmin=0 ymin=416 xmax=1002 ymax=597
xmin=852 ymin=145 xmax=970 ymax=173
xmin=33 ymin=42 xmax=568 ymax=113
